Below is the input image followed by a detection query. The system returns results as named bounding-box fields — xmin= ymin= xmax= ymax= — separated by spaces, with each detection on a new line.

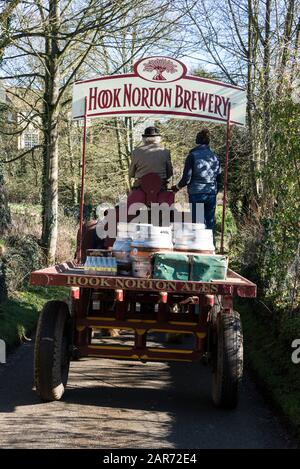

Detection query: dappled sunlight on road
xmin=0 ymin=342 xmax=296 ymax=449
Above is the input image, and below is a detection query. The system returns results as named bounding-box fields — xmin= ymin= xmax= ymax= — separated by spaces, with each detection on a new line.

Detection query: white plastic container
xmin=133 ymin=224 xmax=173 ymax=249
xmin=117 ymin=222 xmax=137 ymax=239
xmin=173 ymin=223 xmax=195 ymax=250
xmin=173 ymin=223 xmax=214 ymax=252
xmin=130 ymin=224 xmax=173 ymax=277
xmin=173 ymin=222 xmax=205 ymax=239
xmin=193 ymin=229 xmax=215 ymax=251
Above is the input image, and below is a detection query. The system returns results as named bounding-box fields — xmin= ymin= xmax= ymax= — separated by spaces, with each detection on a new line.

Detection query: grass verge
xmin=238 ymin=300 xmax=300 ymax=442
xmin=0 ymin=286 xmax=68 ymax=350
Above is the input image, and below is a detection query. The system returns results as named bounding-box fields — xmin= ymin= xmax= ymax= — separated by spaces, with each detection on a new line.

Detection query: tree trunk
xmin=0 ymin=161 xmax=11 ymax=236
xmin=0 ymin=53 xmax=11 ymax=235
xmin=67 ymin=119 xmax=78 ymax=205
xmin=276 ymin=0 xmax=295 ymax=94
xmin=291 ymin=18 xmax=300 ymax=82
xmin=247 ymin=0 xmax=258 ymax=200
xmin=41 ymin=0 xmax=60 ymax=265
xmin=115 ymin=118 xmax=131 ymax=191
xmin=263 ymin=0 xmax=272 ymax=167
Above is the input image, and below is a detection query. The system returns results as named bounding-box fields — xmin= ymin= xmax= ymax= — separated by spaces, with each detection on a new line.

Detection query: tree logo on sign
xmin=143 ymin=58 xmax=177 ymax=81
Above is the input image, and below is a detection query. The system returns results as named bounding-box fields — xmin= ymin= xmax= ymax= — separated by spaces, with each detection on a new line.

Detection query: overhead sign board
xmin=72 ymin=56 xmax=246 ymax=126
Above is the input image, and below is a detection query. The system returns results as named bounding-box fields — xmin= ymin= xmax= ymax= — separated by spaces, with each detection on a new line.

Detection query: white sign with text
xmin=72 ymin=56 xmax=246 ymax=126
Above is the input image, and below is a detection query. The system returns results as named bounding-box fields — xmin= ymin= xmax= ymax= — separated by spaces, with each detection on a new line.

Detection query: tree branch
xmin=1 ymin=145 xmax=43 ymax=164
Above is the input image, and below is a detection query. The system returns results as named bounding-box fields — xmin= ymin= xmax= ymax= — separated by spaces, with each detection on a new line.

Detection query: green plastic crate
xmin=153 ymin=252 xmax=228 ymax=281
xmin=191 ymin=255 xmax=228 ymax=281
xmin=153 ymin=253 xmax=190 ymax=281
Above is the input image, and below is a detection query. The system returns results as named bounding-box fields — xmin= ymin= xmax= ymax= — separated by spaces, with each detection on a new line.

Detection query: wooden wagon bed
xmin=30 ymin=262 xmax=256 ymax=298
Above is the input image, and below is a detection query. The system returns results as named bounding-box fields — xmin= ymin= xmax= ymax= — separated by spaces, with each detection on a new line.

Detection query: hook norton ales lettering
xmin=66 ymin=275 xmax=219 ymax=293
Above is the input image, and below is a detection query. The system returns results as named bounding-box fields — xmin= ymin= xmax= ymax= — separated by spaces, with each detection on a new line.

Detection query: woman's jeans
xmin=189 ymin=193 xmax=217 ymax=230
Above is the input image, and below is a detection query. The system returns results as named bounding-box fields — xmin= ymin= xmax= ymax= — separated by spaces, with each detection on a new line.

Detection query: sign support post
xmin=77 ymin=97 xmax=88 ymax=263
xmin=220 ymin=104 xmax=232 ymax=254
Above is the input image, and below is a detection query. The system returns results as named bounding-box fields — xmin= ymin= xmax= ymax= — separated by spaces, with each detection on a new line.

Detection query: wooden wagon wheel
xmin=34 ymin=301 xmax=72 ymax=402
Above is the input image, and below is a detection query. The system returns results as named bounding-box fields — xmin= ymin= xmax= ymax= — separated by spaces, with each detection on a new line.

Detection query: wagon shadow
xmin=1 ymin=347 xmax=295 ymax=449
xmin=65 ymin=360 xmax=214 ymax=414
xmin=64 ymin=361 xmax=223 ymax=448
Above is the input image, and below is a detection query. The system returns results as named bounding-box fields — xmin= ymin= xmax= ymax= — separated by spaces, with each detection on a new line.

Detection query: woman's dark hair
xmin=196 ymin=128 xmax=210 ymax=145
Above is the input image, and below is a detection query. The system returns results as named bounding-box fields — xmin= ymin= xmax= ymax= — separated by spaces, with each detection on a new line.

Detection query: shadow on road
xmin=0 ymin=341 xmax=296 ymax=448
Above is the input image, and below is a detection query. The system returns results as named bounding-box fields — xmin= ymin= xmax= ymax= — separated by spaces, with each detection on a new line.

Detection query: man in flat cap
xmin=129 ymin=126 xmax=173 ymax=189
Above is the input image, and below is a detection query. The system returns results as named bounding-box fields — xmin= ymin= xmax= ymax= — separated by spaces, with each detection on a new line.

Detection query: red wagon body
xmin=30 ymin=263 xmax=255 ymax=364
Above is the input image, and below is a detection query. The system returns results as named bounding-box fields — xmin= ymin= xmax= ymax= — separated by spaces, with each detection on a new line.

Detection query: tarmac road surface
xmin=0 ymin=339 xmax=297 ymax=449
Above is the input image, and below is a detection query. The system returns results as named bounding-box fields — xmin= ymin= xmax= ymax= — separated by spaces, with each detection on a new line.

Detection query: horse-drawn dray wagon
xmin=30 ymin=56 xmax=255 ymax=409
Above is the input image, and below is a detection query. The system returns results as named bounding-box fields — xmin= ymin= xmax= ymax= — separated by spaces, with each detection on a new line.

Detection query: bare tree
xmin=1 ymin=0 xmax=177 ymax=264
xmin=0 ymin=0 xmax=22 ymax=234
xmin=183 ymin=0 xmax=300 ymax=204
xmin=80 ymin=1 xmax=190 ymax=193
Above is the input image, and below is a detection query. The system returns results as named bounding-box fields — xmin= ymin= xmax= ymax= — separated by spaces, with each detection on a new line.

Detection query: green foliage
xmin=3 ymin=117 xmax=130 ymax=207
xmin=0 ymin=256 xmax=7 ymax=303
xmin=215 ymin=205 xmax=237 ymax=236
xmin=0 ymin=107 xmax=11 ymax=234
xmin=257 ymin=101 xmax=299 ymax=308
xmin=258 ymin=100 xmax=299 ymax=307
xmin=240 ymin=301 xmax=300 ymax=439
xmin=213 ymin=205 xmax=237 ymax=253
xmin=230 ymin=97 xmax=300 ymax=438
xmin=191 ymin=68 xmax=220 ymax=80
xmin=9 ymin=203 xmax=42 ymax=216
xmin=3 ymin=234 xmax=43 ymax=294
xmin=0 ymin=286 xmax=68 ymax=348
xmin=229 ymin=98 xmax=300 ymax=311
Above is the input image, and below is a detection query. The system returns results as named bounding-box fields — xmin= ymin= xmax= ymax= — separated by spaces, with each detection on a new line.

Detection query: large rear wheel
xmin=211 ymin=311 xmax=243 ymax=409
xmin=34 ymin=301 xmax=72 ymax=402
